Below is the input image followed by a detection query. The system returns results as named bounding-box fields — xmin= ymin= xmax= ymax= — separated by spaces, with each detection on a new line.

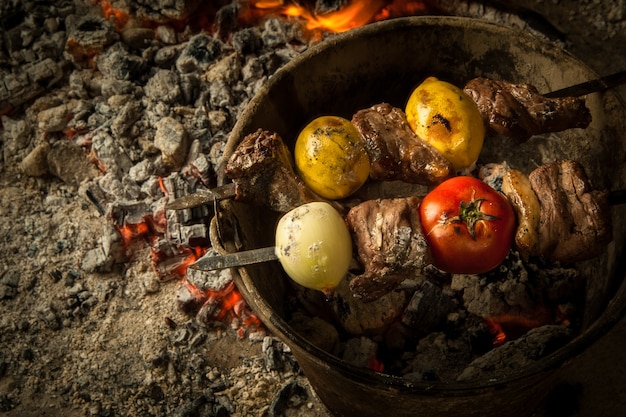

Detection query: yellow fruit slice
xmin=294 ymin=116 xmax=370 ymax=200
xmin=405 ymin=76 xmax=485 ymax=172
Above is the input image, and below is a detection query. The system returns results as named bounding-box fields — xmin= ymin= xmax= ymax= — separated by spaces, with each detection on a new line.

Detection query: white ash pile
xmin=0 ymin=0 xmax=332 ymax=416
xmin=2 ymin=0 xmax=311 ymax=278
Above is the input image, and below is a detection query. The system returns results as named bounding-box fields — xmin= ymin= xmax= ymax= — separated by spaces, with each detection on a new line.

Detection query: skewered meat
xmin=528 ymin=160 xmax=611 ymax=263
xmin=501 ymin=169 xmax=541 ymax=261
xmin=463 ymin=77 xmax=592 ymax=143
xmin=346 ymin=160 xmax=611 ymax=302
xmin=346 ymin=196 xmax=432 ymax=302
xmin=224 ymin=129 xmax=327 ymax=213
xmin=351 ymin=103 xmax=455 ymax=185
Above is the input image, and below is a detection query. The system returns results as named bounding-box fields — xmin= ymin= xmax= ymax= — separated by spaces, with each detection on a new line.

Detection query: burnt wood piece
xmin=224 ymin=129 xmax=326 ymax=213
xmin=346 ymin=196 xmax=431 ymax=302
xmin=0 ymin=58 xmax=65 ymax=114
xmin=352 ymin=103 xmax=454 ymax=184
xmin=463 ymin=77 xmax=591 ymax=143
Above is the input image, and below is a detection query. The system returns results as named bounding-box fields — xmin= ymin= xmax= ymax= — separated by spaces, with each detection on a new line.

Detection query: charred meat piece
xmin=351 ymin=103 xmax=454 ymax=185
xmin=528 ymin=160 xmax=611 ymax=263
xmin=224 ymin=129 xmax=326 ymax=213
xmin=346 ymin=196 xmax=432 ymax=302
xmin=501 ymin=169 xmax=541 ymax=261
xmin=463 ymin=77 xmax=592 ymax=143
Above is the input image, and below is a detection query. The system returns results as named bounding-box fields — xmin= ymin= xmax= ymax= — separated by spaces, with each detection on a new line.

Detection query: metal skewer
xmin=166 ymin=71 xmax=626 ymax=213
xmin=165 ymin=182 xmax=236 ymax=210
xmin=190 ymin=246 xmax=278 ymax=271
xmin=544 ymin=69 xmax=626 ymax=98
xmin=189 ymin=189 xmax=625 ymax=273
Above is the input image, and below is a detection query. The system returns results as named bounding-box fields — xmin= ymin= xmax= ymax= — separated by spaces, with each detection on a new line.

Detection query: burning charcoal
xmin=128 ymin=159 xmax=158 ymax=183
xmin=176 ymin=33 xmax=223 ymax=74
xmin=47 ymin=140 xmax=101 ymax=186
xmin=154 ymin=43 xmax=185 ymax=67
xmin=187 ymin=153 xmax=215 ymax=187
xmin=269 ymin=380 xmax=308 ymax=416
xmin=20 ymin=142 xmax=51 ymax=177
xmin=288 ymin=312 xmax=339 ymax=354
xmin=155 ymin=25 xmax=178 ymax=45
xmin=109 ymin=200 xmax=151 ymax=226
xmin=145 ymin=69 xmax=184 ymax=104
xmin=37 ymin=103 xmax=71 ymax=132
xmin=208 ymin=79 xmax=236 ymax=108
xmin=121 ymin=27 xmax=156 ymax=51
xmin=342 ymin=337 xmax=380 ymax=370
xmin=315 ymin=0 xmax=349 ymax=14
xmin=405 ymin=332 xmax=473 ymax=382
xmin=203 ymin=52 xmax=242 ymax=86
xmin=82 ymin=247 xmax=110 ymax=273
xmin=0 ymin=58 xmax=64 ymax=114
xmin=231 ymin=27 xmax=263 ymax=55
xmin=450 ymin=254 xmax=547 ymax=326
xmin=95 ymin=42 xmax=146 ymax=81
xmin=261 ymin=18 xmax=293 ymax=48
xmin=328 ymin=276 xmax=408 ymax=336
xmin=171 ymin=394 xmax=212 ymax=417
xmin=111 ymin=100 xmax=143 ymax=139
xmin=176 ymin=283 xmax=206 ymax=314
xmin=133 ymin=0 xmax=202 ymax=22
xmin=65 ymin=15 xmax=118 ymax=68
xmin=214 ymin=1 xmax=239 ymax=38
xmin=263 ymin=337 xmax=284 ymax=371
xmin=186 ymin=254 xmax=232 ymax=292
xmin=91 ymin=131 xmax=134 ymax=175
xmin=402 ymin=281 xmax=456 ymax=333
xmin=528 ymin=264 xmax=583 ymax=303
xmin=154 ymin=116 xmax=190 ymax=169
xmin=1 ymin=116 xmax=30 ymax=163
xmin=456 ymin=325 xmax=573 ymax=381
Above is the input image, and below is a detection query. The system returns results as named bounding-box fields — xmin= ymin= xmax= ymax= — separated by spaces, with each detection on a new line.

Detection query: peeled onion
xmin=275 ymin=202 xmax=352 ymax=296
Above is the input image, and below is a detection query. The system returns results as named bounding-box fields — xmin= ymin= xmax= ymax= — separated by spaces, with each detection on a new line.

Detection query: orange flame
xmin=240 ymin=0 xmax=429 ymax=35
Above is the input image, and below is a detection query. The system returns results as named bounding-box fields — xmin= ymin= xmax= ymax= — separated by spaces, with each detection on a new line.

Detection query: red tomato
xmin=419 ymin=176 xmax=515 ymax=274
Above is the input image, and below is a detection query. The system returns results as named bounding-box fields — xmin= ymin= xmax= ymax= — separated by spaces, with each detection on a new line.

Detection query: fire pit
xmin=211 ymin=16 xmax=626 ymax=417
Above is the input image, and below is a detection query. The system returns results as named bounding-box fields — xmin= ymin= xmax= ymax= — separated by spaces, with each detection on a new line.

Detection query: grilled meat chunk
xmin=346 ymin=196 xmax=432 ymax=302
xmin=224 ymin=129 xmax=325 ymax=213
xmin=351 ymin=103 xmax=454 ymax=185
xmin=528 ymin=160 xmax=611 ymax=263
xmin=464 ymin=77 xmax=591 ymax=143
xmin=501 ymin=169 xmax=541 ymax=261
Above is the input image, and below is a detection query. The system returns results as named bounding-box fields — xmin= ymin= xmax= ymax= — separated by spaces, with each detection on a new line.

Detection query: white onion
xmin=275 ymin=202 xmax=352 ymax=296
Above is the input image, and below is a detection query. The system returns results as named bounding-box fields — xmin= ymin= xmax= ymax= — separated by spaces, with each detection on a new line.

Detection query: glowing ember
xmin=485 ymin=306 xmax=554 ymax=346
xmin=484 ymin=319 xmax=508 ymax=347
xmin=97 ymin=0 xmax=130 ymax=30
xmin=368 ymin=356 xmax=385 ymax=373
xmin=185 ymin=280 xmax=263 ymax=336
xmin=108 ymin=174 xmax=260 ymax=337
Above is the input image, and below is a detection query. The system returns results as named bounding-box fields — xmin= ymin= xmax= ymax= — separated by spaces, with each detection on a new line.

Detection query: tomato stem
xmin=450 ymin=197 xmax=500 ymax=240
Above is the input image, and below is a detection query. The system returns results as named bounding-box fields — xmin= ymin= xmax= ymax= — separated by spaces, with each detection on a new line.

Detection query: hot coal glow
xmin=239 ymin=0 xmax=429 ymax=34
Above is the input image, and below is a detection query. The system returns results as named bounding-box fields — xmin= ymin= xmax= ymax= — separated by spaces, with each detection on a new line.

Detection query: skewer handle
xmin=165 ymin=183 xmax=236 ymax=210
